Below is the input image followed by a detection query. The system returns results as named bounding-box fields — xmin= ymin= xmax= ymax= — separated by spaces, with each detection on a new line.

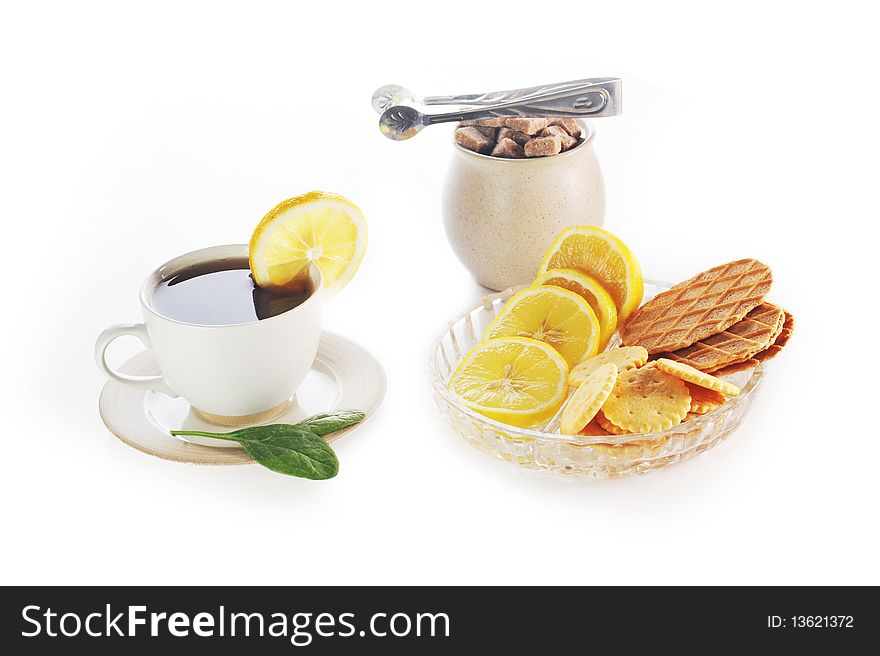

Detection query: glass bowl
xmin=427 ymin=282 xmax=765 ymax=478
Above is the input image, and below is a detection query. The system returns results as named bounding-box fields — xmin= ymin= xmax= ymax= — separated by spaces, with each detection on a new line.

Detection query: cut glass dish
xmin=427 ymin=282 xmax=764 ymax=478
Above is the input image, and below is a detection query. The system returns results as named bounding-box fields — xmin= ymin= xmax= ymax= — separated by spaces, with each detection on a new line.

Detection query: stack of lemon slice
xmin=449 ymin=226 xmax=643 ymax=428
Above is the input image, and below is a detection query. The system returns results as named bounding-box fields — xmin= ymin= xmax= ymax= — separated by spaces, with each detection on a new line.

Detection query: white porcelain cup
xmin=95 ymin=244 xmax=323 ymax=423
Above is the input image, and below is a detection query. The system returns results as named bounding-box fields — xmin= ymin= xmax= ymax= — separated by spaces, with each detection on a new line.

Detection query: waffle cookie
xmin=660 ymin=302 xmax=785 ymax=373
xmin=710 ymin=311 xmax=794 ymax=376
xmin=621 ymin=259 xmax=772 ymax=354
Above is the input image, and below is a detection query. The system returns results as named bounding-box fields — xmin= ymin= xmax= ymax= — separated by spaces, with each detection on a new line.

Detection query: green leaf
xmin=169 ymin=409 xmax=364 ymax=479
xmin=295 ymin=409 xmax=366 ymax=437
xmin=242 ymin=432 xmax=339 ymax=480
xmin=172 ymin=424 xmax=302 ymax=444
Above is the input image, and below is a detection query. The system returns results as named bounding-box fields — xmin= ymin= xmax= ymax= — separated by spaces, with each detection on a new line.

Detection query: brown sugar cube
xmin=524 ymin=134 xmax=562 ymax=157
xmin=504 ymin=117 xmax=549 ymax=134
xmin=549 ymin=118 xmax=583 ymax=138
xmin=540 ymin=125 xmax=577 ymax=151
xmin=475 ymin=126 xmax=498 ymax=141
xmin=498 ymin=127 xmax=532 ymax=145
xmin=490 ymin=138 xmax=525 ymax=159
xmin=454 ymin=127 xmax=494 ymax=154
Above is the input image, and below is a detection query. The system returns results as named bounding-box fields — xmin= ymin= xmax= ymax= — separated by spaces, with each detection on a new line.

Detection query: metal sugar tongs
xmin=372 ymin=77 xmax=622 ymax=141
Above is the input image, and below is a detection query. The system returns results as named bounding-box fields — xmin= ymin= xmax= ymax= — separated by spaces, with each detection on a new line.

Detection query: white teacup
xmin=95 ymin=244 xmax=323 ymax=424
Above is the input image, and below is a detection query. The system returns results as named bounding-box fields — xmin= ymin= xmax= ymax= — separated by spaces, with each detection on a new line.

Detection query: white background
xmin=2 ymin=1 xmax=877 ymax=585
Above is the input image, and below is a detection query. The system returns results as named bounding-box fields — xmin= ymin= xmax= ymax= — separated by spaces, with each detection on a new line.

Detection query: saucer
xmin=99 ymin=331 xmax=386 ymax=465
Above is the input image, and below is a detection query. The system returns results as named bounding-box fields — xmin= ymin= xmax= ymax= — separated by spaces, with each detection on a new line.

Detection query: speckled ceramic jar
xmin=441 ymin=121 xmax=605 ymax=291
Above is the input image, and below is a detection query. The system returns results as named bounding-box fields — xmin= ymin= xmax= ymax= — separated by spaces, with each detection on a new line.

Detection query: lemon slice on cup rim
xmin=249 ymin=191 xmax=367 ymax=298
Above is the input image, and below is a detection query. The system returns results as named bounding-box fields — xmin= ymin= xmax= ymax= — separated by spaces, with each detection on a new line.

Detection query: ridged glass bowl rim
xmin=427 ymin=280 xmax=765 ymax=446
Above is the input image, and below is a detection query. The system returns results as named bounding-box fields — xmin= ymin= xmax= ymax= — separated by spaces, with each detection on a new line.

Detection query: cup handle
xmin=94 ymin=323 xmax=177 ymax=396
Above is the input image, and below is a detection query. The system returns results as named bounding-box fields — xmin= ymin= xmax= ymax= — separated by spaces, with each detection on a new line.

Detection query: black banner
xmin=1 ymin=586 xmax=875 ymax=652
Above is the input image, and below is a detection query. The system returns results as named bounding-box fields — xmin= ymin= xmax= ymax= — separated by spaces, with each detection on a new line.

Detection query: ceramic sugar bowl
xmin=440 ymin=120 xmax=605 ymax=291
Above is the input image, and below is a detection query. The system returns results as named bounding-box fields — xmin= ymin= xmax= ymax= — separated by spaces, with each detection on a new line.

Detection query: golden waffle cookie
xmin=684 ymin=382 xmax=726 ymax=415
xmin=595 ymin=410 xmax=630 ymax=435
xmin=709 ymin=310 xmax=794 ymax=375
xmin=654 ymin=358 xmax=740 ymax=396
xmin=601 ymin=366 xmax=691 ymax=433
xmin=567 ymin=346 xmax=648 ymax=387
xmin=560 ymin=363 xmax=618 ymax=435
xmin=754 ymin=310 xmax=794 ymax=361
xmin=661 ymin=302 xmax=784 ymax=372
xmin=621 ymin=259 xmax=772 ymax=354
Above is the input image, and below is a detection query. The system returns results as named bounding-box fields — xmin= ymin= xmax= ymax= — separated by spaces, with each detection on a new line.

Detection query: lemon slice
xmin=249 ymin=191 xmax=367 ymax=298
xmin=534 ymin=268 xmax=618 ymax=350
xmin=484 ymin=286 xmax=600 ymax=368
xmin=448 ymin=337 xmax=568 ymax=428
xmin=538 ymin=226 xmax=643 ymax=323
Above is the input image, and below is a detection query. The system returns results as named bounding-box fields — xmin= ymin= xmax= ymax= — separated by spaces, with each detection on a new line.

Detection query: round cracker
xmin=578 ymin=419 xmax=611 ymax=437
xmin=589 ymin=415 xmax=667 ymax=456
xmin=560 ymin=363 xmax=618 ymax=435
xmin=596 ymin=410 xmax=630 ymax=435
xmin=654 ymin=358 xmax=740 ymax=397
xmin=602 ymin=366 xmax=691 ymax=433
xmin=568 ymin=346 xmax=648 ymax=386
xmin=684 ymin=381 xmax=726 ymax=415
